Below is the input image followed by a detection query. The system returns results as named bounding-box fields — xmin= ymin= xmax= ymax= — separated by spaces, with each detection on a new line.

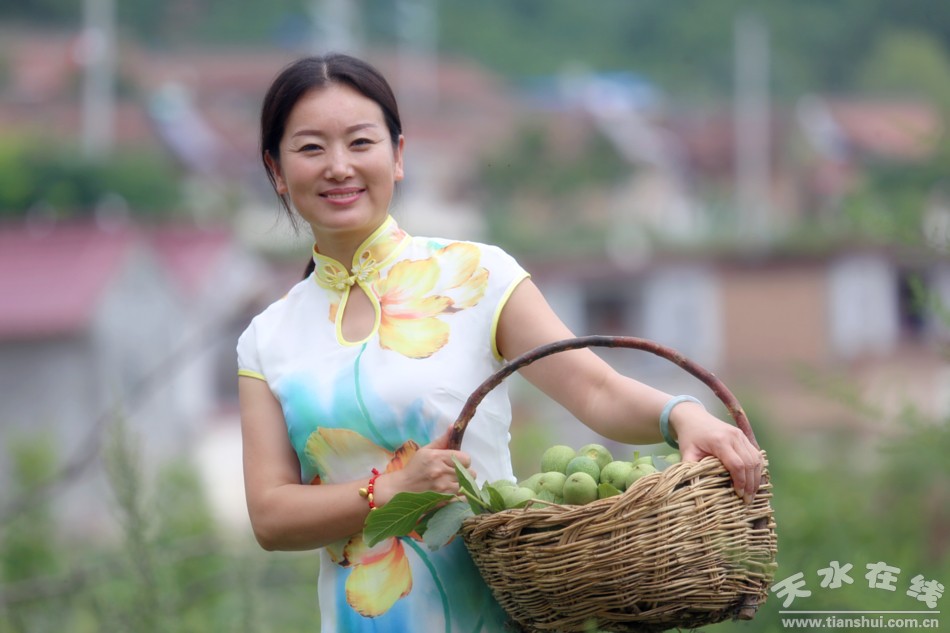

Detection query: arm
xmin=495 ymin=279 xmax=763 ymax=502
xmin=240 ymin=376 xmax=371 ymax=550
xmin=240 ymin=376 xmax=472 ymax=551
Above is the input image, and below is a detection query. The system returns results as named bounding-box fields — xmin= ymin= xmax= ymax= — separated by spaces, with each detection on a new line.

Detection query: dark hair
xmin=260 ymin=53 xmax=403 ymax=223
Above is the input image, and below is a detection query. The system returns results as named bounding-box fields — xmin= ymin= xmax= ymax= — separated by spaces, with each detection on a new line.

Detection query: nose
xmin=324 ymin=146 xmax=353 ymax=181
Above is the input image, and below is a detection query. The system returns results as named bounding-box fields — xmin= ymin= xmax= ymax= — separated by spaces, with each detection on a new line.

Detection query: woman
xmin=238 ymin=53 xmax=763 ymax=632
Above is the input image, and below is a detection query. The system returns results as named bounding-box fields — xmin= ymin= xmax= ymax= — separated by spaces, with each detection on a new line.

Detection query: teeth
xmin=325 ymin=191 xmax=361 ymax=199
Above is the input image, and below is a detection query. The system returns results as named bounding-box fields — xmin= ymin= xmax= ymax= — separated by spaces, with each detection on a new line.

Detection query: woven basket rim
xmin=462 ymin=453 xmax=751 ymax=523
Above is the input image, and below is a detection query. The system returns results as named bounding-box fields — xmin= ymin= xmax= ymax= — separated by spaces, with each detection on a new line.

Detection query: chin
xmin=307 ymin=208 xmax=385 ymax=234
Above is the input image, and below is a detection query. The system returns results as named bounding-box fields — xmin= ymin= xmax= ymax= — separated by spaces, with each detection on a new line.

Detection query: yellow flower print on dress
xmin=313 ymin=218 xmax=490 ymax=358
xmin=305 ymin=427 xmax=422 ymax=617
xmin=374 ymin=242 xmax=488 ymax=359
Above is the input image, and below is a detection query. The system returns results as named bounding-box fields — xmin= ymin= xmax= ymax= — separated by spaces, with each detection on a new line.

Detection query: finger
xmin=743 ymin=461 xmax=757 ymax=503
xmin=679 ymin=444 xmax=704 ymax=463
xmin=747 ymin=448 xmax=765 ymax=500
xmin=712 ymin=442 xmax=748 ymax=502
xmin=738 ymin=441 xmax=762 ymax=502
xmin=730 ymin=461 xmax=749 ymax=503
xmin=446 ymin=450 xmax=471 ymax=469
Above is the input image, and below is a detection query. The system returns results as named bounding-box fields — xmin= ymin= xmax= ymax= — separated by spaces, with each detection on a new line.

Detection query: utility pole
xmin=80 ymin=0 xmax=116 ymax=159
xmin=733 ymin=13 xmax=771 ymax=245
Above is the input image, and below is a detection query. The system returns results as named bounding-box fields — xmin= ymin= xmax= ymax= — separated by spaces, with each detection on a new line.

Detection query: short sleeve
xmin=481 ymin=244 xmax=530 ymax=360
xmin=236 ymin=319 xmax=266 ymax=382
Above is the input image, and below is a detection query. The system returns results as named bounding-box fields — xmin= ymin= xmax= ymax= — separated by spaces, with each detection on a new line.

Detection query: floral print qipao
xmin=237 ymin=216 xmax=529 ymax=632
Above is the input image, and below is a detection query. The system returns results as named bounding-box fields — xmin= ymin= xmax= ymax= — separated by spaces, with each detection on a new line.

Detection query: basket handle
xmin=447 ymin=334 xmax=758 ymax=451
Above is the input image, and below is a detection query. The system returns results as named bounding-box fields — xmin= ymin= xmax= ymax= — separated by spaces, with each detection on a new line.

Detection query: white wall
xmin=641 ymin=264 xmax=721 ymax=371
xmin=928 ymin=261 xmax=950 ymax=340
xmin=828 ymin=253 xmax=899 ymax=359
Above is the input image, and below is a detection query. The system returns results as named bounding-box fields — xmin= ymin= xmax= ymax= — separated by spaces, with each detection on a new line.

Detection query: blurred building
xmin=0 ymin=219 xmax=274 ymax=537
xmin=527 ymin=246 xmax=949 ymax=444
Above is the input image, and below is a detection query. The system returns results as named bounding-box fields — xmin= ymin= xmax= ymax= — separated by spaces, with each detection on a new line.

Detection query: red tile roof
xmin=148 ymin=225 xmax=234 ymax=298
xmin=0 ymin=220 xmax=243 ymax=340
xmin=0 ymin=222 xmax=136 ymax=340
xmin=825 ymin=99 xmax=944 ymax=160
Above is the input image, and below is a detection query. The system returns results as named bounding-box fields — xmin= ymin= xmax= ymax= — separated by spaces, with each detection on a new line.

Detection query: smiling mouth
xmin=321 ymin=188 xmax=365 ymax=203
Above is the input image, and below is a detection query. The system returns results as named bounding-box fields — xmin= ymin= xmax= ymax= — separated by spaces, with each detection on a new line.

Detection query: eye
xmin=296 ymin=143 xmax=323 ymax=153
xmin=351 ymin=137 xmax=377 ymax=148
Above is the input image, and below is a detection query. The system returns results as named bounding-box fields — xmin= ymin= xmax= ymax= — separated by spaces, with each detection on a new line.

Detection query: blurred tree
xmin=479 ymin=122 xmax=629 ymax=255
xmin=0 ymin=137 xmax=184 ymax=219
xmin=435 ymin=0 xmax=950 ymax=99
xmin=857 ymin=29 xmax=950 ymax=110
xmin=4 ymin=0 xmax=950 ymax=101
xmin=0 ymin=436 xmax=59 ymax=585
xmin=0 ymin=0 xmax=80 ymax=25
xmin=838 ymin=129 xmax=950 ymax=247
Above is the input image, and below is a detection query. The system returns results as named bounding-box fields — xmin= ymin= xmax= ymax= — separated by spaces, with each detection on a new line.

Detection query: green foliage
xmin=0 ymin=0 xmax=79 ymax=25
xmin=3 ymin=385 xmax=948 ymax=631
xmin=117 ymin=0 xmax=307 ymax=46
xmin=873 ymin=413 xmax=950 ymax=553
xmin=0 ymin=435 xmax=59 ymax=585
xmin=438 ymin=0 xmax=950 ymax=99
xmin=0 ymin=419 xmax=316 ymax=633
xmin=706 ymin=399 xmax=949 ymax=633
xmin=480 ymin=124 xmax=628 ymax=197
xmin=478 ymin=122 xmax=629 ymax=256
xmin=0 ymin=137 xmax=183 ymax=219
xmin=362 ymin=457 xmax=516 ymax=550
xmin=362 ymin=490 xmax=455 ymax=547
xmin=9 ymin=1 xmax=950 ymax=100
xmin=421 ymin=501 xmax=474 ymax=551
xmin=837 ymin=138 xmax=950 ymax=247
xmin=858 ymin=29 xmax=950 ymax=110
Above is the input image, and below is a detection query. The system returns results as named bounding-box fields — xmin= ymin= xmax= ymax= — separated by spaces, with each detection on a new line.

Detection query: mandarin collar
xmin=311 ymin=216 xmax=409 ymax=292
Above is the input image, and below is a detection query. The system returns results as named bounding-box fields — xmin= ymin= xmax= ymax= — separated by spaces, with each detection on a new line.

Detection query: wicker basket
xmin=446 ymin=335 xmax=777 ymax=633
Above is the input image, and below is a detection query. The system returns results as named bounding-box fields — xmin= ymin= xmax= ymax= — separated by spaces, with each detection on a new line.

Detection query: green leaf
xmin=363 ymin=491 xmax=454 ymax=547
xmin=452 ymin=456 xmax=491 ymax=514
xmin=422 ymin=501 xmax=474 ymax=551
xmin=483 ymin=483 xmax=508 ymax=512
xmin=598 ymin=483 xmax=622 ymax=499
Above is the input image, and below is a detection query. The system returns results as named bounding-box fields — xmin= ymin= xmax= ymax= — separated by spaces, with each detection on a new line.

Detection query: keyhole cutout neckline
xmin=310 ymin=216 xmax=409 ymax=345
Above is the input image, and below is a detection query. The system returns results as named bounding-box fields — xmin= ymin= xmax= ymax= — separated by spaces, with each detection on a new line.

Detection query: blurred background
xmin=0 ymin=1 xmax=947 ymax=631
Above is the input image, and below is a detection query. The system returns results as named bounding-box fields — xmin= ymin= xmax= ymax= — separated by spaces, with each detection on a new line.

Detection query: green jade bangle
xmin=659 ymin=395 xmax=704 ymax=449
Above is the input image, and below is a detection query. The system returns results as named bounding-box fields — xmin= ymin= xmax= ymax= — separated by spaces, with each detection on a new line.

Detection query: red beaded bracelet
xmin=358 ymin=468 xmax=382 ymax=510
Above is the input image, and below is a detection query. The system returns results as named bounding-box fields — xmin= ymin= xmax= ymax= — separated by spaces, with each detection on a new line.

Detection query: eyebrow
xmin=290 ymin=122 xmax=380 ymax=138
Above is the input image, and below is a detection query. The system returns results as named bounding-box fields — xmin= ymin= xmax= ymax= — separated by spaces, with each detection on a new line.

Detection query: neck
xmin=311 ymin=224 xmax=381 ymax=264
xmin=309 ymin=216 xmax=409 ymax=292
xmin=312 ymin=236 xmax=359 ymax=265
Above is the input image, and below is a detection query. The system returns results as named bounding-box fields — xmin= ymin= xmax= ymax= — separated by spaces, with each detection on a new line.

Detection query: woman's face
xmin=267 ymin=83 xmax=404 ymax=246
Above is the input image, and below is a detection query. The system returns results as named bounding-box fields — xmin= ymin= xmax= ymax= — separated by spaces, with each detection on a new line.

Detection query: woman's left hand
xmin=669 ymin=402 xmax=764 ymax=504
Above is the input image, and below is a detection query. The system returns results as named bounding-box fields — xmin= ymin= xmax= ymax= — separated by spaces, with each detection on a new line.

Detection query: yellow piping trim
xmin=238 ymin=369 xmax=267 ymax=382
xmin=490 ymin=272 xmax=531 ymax=361
xmin=376 ymin=229 xmax=411 ymax=268
xmin=360 ymin=215 xmax=397 ymax=255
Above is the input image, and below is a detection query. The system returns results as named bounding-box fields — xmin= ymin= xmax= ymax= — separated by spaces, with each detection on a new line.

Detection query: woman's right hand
xmin=373 ymin=428 xmax=474 ymax=507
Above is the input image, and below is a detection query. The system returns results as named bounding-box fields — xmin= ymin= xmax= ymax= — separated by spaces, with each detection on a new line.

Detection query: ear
xmin=393 ymin=135 xmax=405 ymax=183
xmin=264 ymin=151 xmax=287 ymax=194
